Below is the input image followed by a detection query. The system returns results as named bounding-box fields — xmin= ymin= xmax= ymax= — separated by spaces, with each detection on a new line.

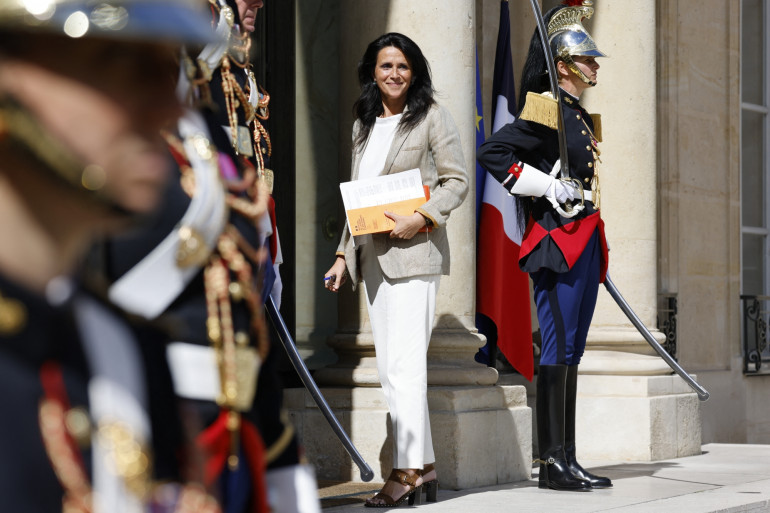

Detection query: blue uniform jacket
xmin=477 ymin=89 xmax=608 ymax=280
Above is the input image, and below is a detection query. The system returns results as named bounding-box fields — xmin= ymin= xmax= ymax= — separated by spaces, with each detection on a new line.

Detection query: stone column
xmin=573 ymin=0 xmax=701 ymax=461
xmin=294 ymin=0 xmax=342 ymax=370
xmin=286 ymin=0 xmax=532 ymax=490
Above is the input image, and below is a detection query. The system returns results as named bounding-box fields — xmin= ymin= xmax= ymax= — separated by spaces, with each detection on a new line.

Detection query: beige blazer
xmin=336 ymin=103 xmax=468 ymax=287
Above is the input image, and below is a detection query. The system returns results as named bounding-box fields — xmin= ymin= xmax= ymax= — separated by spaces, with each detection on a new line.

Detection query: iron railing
xmin=657 ymin=293 xmax=678 ymax=361
xmin=742 ymin=295 xmax=770 ymax=374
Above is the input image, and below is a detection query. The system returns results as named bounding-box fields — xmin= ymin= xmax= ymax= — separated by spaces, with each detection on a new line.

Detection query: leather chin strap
xmin=0 ymin=96 xmax=133 ymax=218
xmin=561 ymin=54 xmax=596 ymax=87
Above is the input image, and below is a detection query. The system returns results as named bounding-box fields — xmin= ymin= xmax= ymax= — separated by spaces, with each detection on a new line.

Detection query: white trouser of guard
xmin=360 ymin=242 xmax=438 ymax=469
xmin=266 ymin=464 xmax=321 ymax=513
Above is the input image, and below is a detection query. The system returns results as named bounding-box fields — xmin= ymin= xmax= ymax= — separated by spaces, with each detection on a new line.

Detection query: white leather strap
xmin=108 ymin=112 xmax=228 ymax=319
xmin=166 ymin=343 xmax=222 ymax=402
xmin=197 ymin=2 xmax=233 ymax=77
xmin=74 ymin=295 xmax=150 ymax=513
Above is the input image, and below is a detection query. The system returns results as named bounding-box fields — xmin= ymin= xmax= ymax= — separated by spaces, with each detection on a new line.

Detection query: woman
xmin=477 ymin=1 xmax=612 ymax=492
xmin=324 ymin=32 xmax=468 ymax=507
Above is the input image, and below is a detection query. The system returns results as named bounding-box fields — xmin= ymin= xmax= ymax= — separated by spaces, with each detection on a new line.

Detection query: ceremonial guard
xmin=105 ymin=1 xmax=319 ymax=512
xmin=0 ymin=0 xmax=224 ymax=511
xmin=477 ymin=0 xmax=612 ymax=492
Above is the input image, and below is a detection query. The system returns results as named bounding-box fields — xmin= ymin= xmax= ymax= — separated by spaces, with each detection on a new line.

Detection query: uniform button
xmin=235 ymin=331 xmax=250 ymax=346
xmin=584 ymin=177 xmax=590 ymax=183
xmin=581 ymin=130 xmax=587 ymax=135
xmin=576 ymin=114 xmax=581 ymax=120
xmin=588 ymin=162 xmax=593 ymax=168
xmin=586 ymin=145 xmax=591 ymax=151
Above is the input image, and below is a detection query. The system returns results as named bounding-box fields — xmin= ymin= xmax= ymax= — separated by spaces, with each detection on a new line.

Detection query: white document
xmin=340 ymin=168 xmax=424 ymax=211
xmin=340 ymin=168 xmax=426 ymax=238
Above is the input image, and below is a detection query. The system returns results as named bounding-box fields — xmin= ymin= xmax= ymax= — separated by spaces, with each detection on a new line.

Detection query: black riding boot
xmin=564 ymin=365 xmax=612 ymax=488
xmin=536 ymin=365 xmax=592 ymax=491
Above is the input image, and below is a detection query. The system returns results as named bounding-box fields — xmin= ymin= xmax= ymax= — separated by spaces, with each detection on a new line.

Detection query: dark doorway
xmin=255 ymin=1 xmax=297 ymax=337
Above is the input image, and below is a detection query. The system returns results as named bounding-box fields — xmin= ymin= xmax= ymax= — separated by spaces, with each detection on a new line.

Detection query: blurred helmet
xmin=547 ymin=0 xmax=606 ymax=85
xmin=0 ymin=0 xmax=218 ymax=214
xmin=0 ymin=0 xmax=214 ymax=43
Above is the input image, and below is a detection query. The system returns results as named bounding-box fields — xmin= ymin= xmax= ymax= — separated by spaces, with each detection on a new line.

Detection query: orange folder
xmin=346 ymin=186 xmax=431 ymax=236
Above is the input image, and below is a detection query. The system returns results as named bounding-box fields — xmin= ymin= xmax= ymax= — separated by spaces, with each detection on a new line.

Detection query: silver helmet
xmin=547 ymin=0 xmax=606 ymax=86
xmin=0 ymin=0 xmax=215 ymax=43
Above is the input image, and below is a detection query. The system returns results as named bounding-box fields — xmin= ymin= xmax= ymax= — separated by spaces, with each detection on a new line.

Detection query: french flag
xmin=475 ymin=0 xmax=533 ymax=381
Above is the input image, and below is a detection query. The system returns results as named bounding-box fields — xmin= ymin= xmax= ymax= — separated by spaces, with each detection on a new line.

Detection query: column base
xmin=314 ymin=328 xmax=499 ymax=387
xmin=284 ymin=384 xmax=532 ymax=489
xmin=574 ymin=373 xmax=702 ymax=461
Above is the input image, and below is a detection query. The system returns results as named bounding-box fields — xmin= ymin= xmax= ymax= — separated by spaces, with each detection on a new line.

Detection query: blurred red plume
xmin=563 ymin=0 xmax=584 ymax=6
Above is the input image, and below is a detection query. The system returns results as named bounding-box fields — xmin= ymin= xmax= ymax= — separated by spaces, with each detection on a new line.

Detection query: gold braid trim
xmin=518 ymin=92 xmax=558 ymax=129
xmin=518 ymin=93 xmax=603 ymax=143
xmin=589 ymin=114 xmax=602 ymax=142
xmin=0 ymin=102 xmax=84 ymax=186
xmin=39 ymin=399 xmax=93 ymax=512
xmin=264 ymin=415 xmax=295 ymax=465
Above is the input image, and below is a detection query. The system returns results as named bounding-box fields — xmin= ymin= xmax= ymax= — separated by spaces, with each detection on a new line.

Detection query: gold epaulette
xmin=589 ymin=114 xmax=603 ymax=142
xmin=519 ymin=91 xmax=558 ymax=130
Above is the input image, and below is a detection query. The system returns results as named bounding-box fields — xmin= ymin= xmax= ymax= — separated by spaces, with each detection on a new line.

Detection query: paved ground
xmin=318 ymin=443 xmax=770 ymax=512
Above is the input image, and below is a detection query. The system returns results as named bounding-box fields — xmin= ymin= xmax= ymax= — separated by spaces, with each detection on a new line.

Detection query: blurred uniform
xmin=0 ymin=0 xmax=223 ymax=511
xmin=105 ymin=1 xmax=320 ymax=512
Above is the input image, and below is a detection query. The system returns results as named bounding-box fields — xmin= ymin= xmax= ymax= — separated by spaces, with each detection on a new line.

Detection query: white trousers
xmin=360 ymin=243 xmax=438 ymax=469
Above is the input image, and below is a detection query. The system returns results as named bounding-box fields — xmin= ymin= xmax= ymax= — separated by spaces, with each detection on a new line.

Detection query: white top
xmin=357 ymin=114 xmax=403 ymax=182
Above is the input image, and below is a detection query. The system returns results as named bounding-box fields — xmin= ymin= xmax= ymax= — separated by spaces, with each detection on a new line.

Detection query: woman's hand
xmin=324 ymin=256 xmax=347 ymax=292
xmin=384 ymin=211 xmax=427 ymax=240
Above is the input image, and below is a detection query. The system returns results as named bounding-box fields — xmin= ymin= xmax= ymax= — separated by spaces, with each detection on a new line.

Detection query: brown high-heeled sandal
xmin=364 ymin=469 xmax=423 ymax=508
xmin=418 ymin=463 xmax=439 ymax=503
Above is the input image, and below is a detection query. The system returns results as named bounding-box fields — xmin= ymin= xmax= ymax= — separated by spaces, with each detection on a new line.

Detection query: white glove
xmin=509 ymin=160 xmax=577 ymax=205
xmin=546 ymin=179 xmax=578 ymax=204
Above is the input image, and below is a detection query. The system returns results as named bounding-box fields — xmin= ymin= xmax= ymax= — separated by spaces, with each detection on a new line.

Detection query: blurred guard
xmin=477 ymin=0 xmax=611 ymax=492
xmin=0 ymin=0 xmax=224 ymax=512
xmin=105 ymin=1 xmax=320 ymax=512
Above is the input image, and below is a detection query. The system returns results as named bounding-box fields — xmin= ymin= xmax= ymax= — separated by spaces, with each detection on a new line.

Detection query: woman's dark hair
xmin=352 ymin=32 xmax=435 ymax=149
xmin=514 ymin=5 xmax=562 ymax=233
xmin=517 ymin=6 xmax=562 ymax=116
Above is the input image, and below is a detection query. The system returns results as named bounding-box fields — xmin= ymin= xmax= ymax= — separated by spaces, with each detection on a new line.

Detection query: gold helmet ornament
xmin=547 ymin=0 xmax=607 ymax=86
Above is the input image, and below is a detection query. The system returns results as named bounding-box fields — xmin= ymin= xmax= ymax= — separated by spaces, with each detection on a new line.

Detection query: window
xmin=741 ymin=0 xmax=769 ymax=296
xmin=741 ymin=0 xmax=770 ymax=373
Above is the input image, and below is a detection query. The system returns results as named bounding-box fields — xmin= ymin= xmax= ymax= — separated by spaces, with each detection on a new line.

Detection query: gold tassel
xmin=518 ymin=92 xmax=559 ymax=130
xmin=589 ymin=114 xmax=603 ymax=142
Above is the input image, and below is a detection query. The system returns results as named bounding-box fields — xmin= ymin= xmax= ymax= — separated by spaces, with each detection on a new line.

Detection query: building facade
xmin=261 ymin=0 xmax=769 ymax=485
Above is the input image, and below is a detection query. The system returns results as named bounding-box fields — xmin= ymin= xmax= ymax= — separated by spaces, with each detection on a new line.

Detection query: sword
xmin=265 ymin=296 xmax=375 ymax=482
xmin=604 ymin=274 xmax=710 ymax=401
xmin=528 ymin=0 xmax=569 ymax=178
xmin=528 ymin=0 xmax=583 ymax=218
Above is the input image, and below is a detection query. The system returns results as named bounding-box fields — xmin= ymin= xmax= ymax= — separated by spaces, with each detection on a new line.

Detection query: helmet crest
xmin=547 ymin=0 xmax=606 ymax=85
